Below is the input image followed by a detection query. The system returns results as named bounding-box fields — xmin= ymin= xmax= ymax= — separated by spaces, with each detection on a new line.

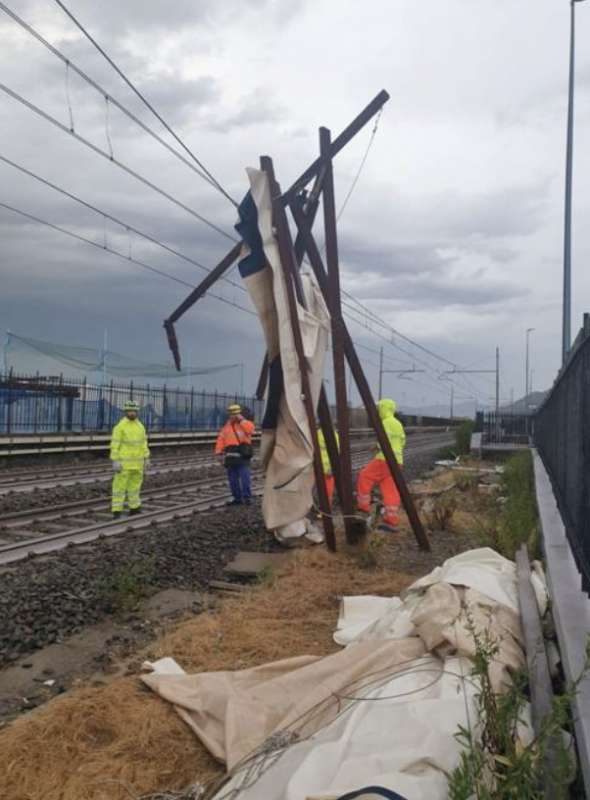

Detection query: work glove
xmin=112 ymin=461 xmax=122 ymax=473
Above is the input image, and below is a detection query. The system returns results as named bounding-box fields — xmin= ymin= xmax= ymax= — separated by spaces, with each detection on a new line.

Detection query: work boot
xmin=129 ymin=507 xmax=142 ymax=516
xmin=226 ymin=499 xmax=242 ymax=506
xmin=112 ymin=511 xmax=122 ymax=520
xmin=378 ymin=517 xmax=400 ymax=534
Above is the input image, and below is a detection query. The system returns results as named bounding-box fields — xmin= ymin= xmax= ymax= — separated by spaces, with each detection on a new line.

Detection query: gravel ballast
xmin=0 ymin=446 xmax=444 ymax=668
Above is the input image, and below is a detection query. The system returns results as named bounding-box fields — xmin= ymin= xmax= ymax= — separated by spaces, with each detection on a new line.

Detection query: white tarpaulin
xmin=144 ymin=549 xmax=538 ymax=800
xmin=238 ymin=169 xmax=330 ymax=540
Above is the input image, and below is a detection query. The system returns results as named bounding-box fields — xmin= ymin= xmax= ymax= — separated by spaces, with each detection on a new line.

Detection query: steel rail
xmin=0 ymin=434 xmax=453 ymax=565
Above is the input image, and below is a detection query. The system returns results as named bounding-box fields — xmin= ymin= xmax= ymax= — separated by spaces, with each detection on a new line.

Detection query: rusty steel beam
xmin=163 ymin=241 xmax=242 ymax=369
xmin=260 ymin=155 xmax=337 ymax=552
xmin=319 ymin=126 xmax=358 ymax=544
xmin=281 ymin=90 xmax=389 ymax=204
xmin=290 ymin=198 xmax=430 ymax=551
xmin=164 ymin=93 xmax=388 ymax=373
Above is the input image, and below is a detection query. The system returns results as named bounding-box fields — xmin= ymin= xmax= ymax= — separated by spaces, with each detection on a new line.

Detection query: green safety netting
xmin=4 ymin=333 xmax=240 ymax=379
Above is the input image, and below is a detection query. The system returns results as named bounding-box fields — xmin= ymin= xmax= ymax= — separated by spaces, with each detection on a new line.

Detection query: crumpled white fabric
xmin=143 ymin=549 xmax=538 ymax=800
xmin=242 ymin=168 xmax=330 ymax=538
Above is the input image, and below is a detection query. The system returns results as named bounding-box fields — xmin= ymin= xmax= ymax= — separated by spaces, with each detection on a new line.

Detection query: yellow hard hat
xmin=227 ymin=403 xmax=241 ymax=414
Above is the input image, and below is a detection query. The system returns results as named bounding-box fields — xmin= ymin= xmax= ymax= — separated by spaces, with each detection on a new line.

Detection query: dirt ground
xmin=0 ymin=460 xmax=502 ymax=800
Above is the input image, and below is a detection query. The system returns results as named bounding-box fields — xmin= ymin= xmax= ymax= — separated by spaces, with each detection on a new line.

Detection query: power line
xmin=344 ymin=310 xmax=491 ymax=402
xmin=0 ymin=2 xmax=224 ymax=195
xmin=52 ymin=0 xmax=237 ymax=208
xmin=0 ymin=153 xmax=246 ymax=295
xmin=336 ymin=109 xmax=383 ymax=223
xmin=0 ymin=202 xmax=256 ymax=317
xmin=0 ymin=81 xmax=238 ymax=244
xmin=342 ymin=289 xmax=458 ymax=368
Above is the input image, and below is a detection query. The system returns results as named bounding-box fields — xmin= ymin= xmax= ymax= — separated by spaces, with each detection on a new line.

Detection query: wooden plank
xmin=515 ymin=545 xmax=554 ymax=730
xmin=515 ymin=543 xmax=558 ymax=798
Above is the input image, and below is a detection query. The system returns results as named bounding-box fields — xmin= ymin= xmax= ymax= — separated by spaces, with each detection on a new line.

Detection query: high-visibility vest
xmin=215 ymin=419 xmax=255 ymax=454
xmin=375 ymin=398 xmax=406 ymax=465
xmin=318 ymin=429 xmax=339 ymax=475
xmin=110 ymin=417 xmax=150 ymax=470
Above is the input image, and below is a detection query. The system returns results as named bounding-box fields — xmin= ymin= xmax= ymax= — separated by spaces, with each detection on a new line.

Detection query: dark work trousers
xmin=227 ymin=462 xmax=252 ymax=501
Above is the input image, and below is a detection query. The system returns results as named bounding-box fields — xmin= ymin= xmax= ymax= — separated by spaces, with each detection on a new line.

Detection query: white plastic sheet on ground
xmin=144 ymin=549 xmax=542 ymax=800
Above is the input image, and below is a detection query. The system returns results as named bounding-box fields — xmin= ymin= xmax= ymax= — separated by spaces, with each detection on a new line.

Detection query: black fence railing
xmin=478 ymin=412 xmax=532 ymax=444
xmin=535 ymin=318 xmax=590 ymax=591
xmin=0 ymin=371 xmax=264 ymax=434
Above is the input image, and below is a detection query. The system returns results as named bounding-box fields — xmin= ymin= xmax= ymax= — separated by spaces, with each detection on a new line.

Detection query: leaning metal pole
xmin=261 ymin=155 xmax=337 ymax=552
xmin=290 ymin=198 xmax=430 ymax=551
xmin=319 ymin=126 xmax=359 ymax=544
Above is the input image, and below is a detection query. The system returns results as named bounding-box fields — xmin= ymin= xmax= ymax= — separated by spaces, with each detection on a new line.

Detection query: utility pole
xmin=495 ymin=346 xmax=500 ymax=417
xmin=450 ymin=385 xmax=454 ymax=420
xmin=562 ymin=0 xmax=588 ymax=364
xmin=441 ymin=353 xmax=498 ymax=412
xmin=495 ymin=346 xmax=500 ymax=440
xmin=102 ymin=329 xmax=108 ymax=385
xmin=525 ymin=328 xmax=534 ymax=401
xmin=378 ymin=346 xmax=383 ymax=400
xmin=2 ymin=330 xmax=10 ymax=375
xmin=510 ymin=387 xmax=514 ymax=412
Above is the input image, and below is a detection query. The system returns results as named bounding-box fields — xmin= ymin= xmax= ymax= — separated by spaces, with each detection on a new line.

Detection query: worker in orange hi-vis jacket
xmin=356 ymin=398 xmax=405 ymax=532
xmin=215 ymin=403 xmax=255 ymax=506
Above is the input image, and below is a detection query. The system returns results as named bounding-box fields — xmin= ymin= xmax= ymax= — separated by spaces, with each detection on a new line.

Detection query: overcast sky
xmin=1 ymin=0 xmax=589 ymax=412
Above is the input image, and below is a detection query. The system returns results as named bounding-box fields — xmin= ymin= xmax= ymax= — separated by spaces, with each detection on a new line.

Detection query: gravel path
xmin=0 ymin=446 xmax=444 ymax=668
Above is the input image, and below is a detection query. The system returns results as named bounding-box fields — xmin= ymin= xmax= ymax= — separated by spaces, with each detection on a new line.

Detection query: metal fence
xmin=478 ymin=411 xmax=531 ymax=444
xmin=0 ymin=371 xmax=264 ymax=434
xmin=535 ymin=317 xmax=590 ymax=591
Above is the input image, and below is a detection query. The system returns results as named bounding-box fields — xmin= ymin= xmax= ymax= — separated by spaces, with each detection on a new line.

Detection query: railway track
xmin=0 ymin=452 xmax=219 ymax=495
xmin=0 ymin=433 xmax=453 ymax=565
xmin=0 ymin=432 xmax=450 ymax=494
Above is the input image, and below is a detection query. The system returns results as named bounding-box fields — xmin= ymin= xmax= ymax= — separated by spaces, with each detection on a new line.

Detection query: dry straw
xmin=0 ymin=545 xmax=412 ymax=800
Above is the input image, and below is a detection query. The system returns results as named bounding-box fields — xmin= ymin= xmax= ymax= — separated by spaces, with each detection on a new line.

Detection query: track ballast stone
xmin=0 ymin=445 xmax=443 ymax=668
xmin=0 ymin=503 xmax=279 ymax=668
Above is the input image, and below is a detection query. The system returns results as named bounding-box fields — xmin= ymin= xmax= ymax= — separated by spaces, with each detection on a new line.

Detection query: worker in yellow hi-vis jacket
xmin=110 ymin=400 xmax=150 ymax=518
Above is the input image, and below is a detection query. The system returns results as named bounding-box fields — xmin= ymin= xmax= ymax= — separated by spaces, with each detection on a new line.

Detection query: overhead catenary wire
xmin=0 ymin=202 xmax=256 ymax=317
xmin=344 ymin=311 xmax=491 ymax=403
xmin=0 ymin=2 xmax=224 ymax=194
xmin=52 ymin=0 xmax=238 ymax=208
xmin=0 ymin=82 xmax=238 ymax=245
xmin=0 ymin=154 xmax=247 ymax=295
xmin=0 ymin=20 xmax=490 ymax=399
xmin=299 ymin=98 xmax=490 ymax=401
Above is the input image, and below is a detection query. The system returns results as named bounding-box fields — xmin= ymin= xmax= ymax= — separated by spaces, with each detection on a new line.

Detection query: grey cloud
xmin=436 ymin=184 xmax=549 ymax=239
xmin=205 ymin=88 xmax=286 ymax=132
xmin=340 ymin=237 xmax=450 ymax=278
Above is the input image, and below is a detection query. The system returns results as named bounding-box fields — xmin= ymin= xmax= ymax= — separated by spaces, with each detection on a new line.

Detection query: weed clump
xmin=448 ymin=619 xmax=586 ymax=799
xmin=497 ymin=451 xmax=539 ymax=558
xmin=98 ymin=556 xmax=156 ymax=613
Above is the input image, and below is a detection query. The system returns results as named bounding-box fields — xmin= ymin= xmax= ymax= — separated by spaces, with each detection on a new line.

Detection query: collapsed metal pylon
xmin=164 ymin=91 xmax=430 ymax=553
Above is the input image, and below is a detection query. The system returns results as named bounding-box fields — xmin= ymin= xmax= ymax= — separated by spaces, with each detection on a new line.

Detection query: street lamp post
xmin=525 ymin=328 xmax=535 ymax=401
xmin=563 ymin=0 xmax=587 ymax=364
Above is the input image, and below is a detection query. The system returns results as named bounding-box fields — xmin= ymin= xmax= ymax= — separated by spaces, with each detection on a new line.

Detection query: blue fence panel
xmin=0 ymin=373 xmax=263 ymax=434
